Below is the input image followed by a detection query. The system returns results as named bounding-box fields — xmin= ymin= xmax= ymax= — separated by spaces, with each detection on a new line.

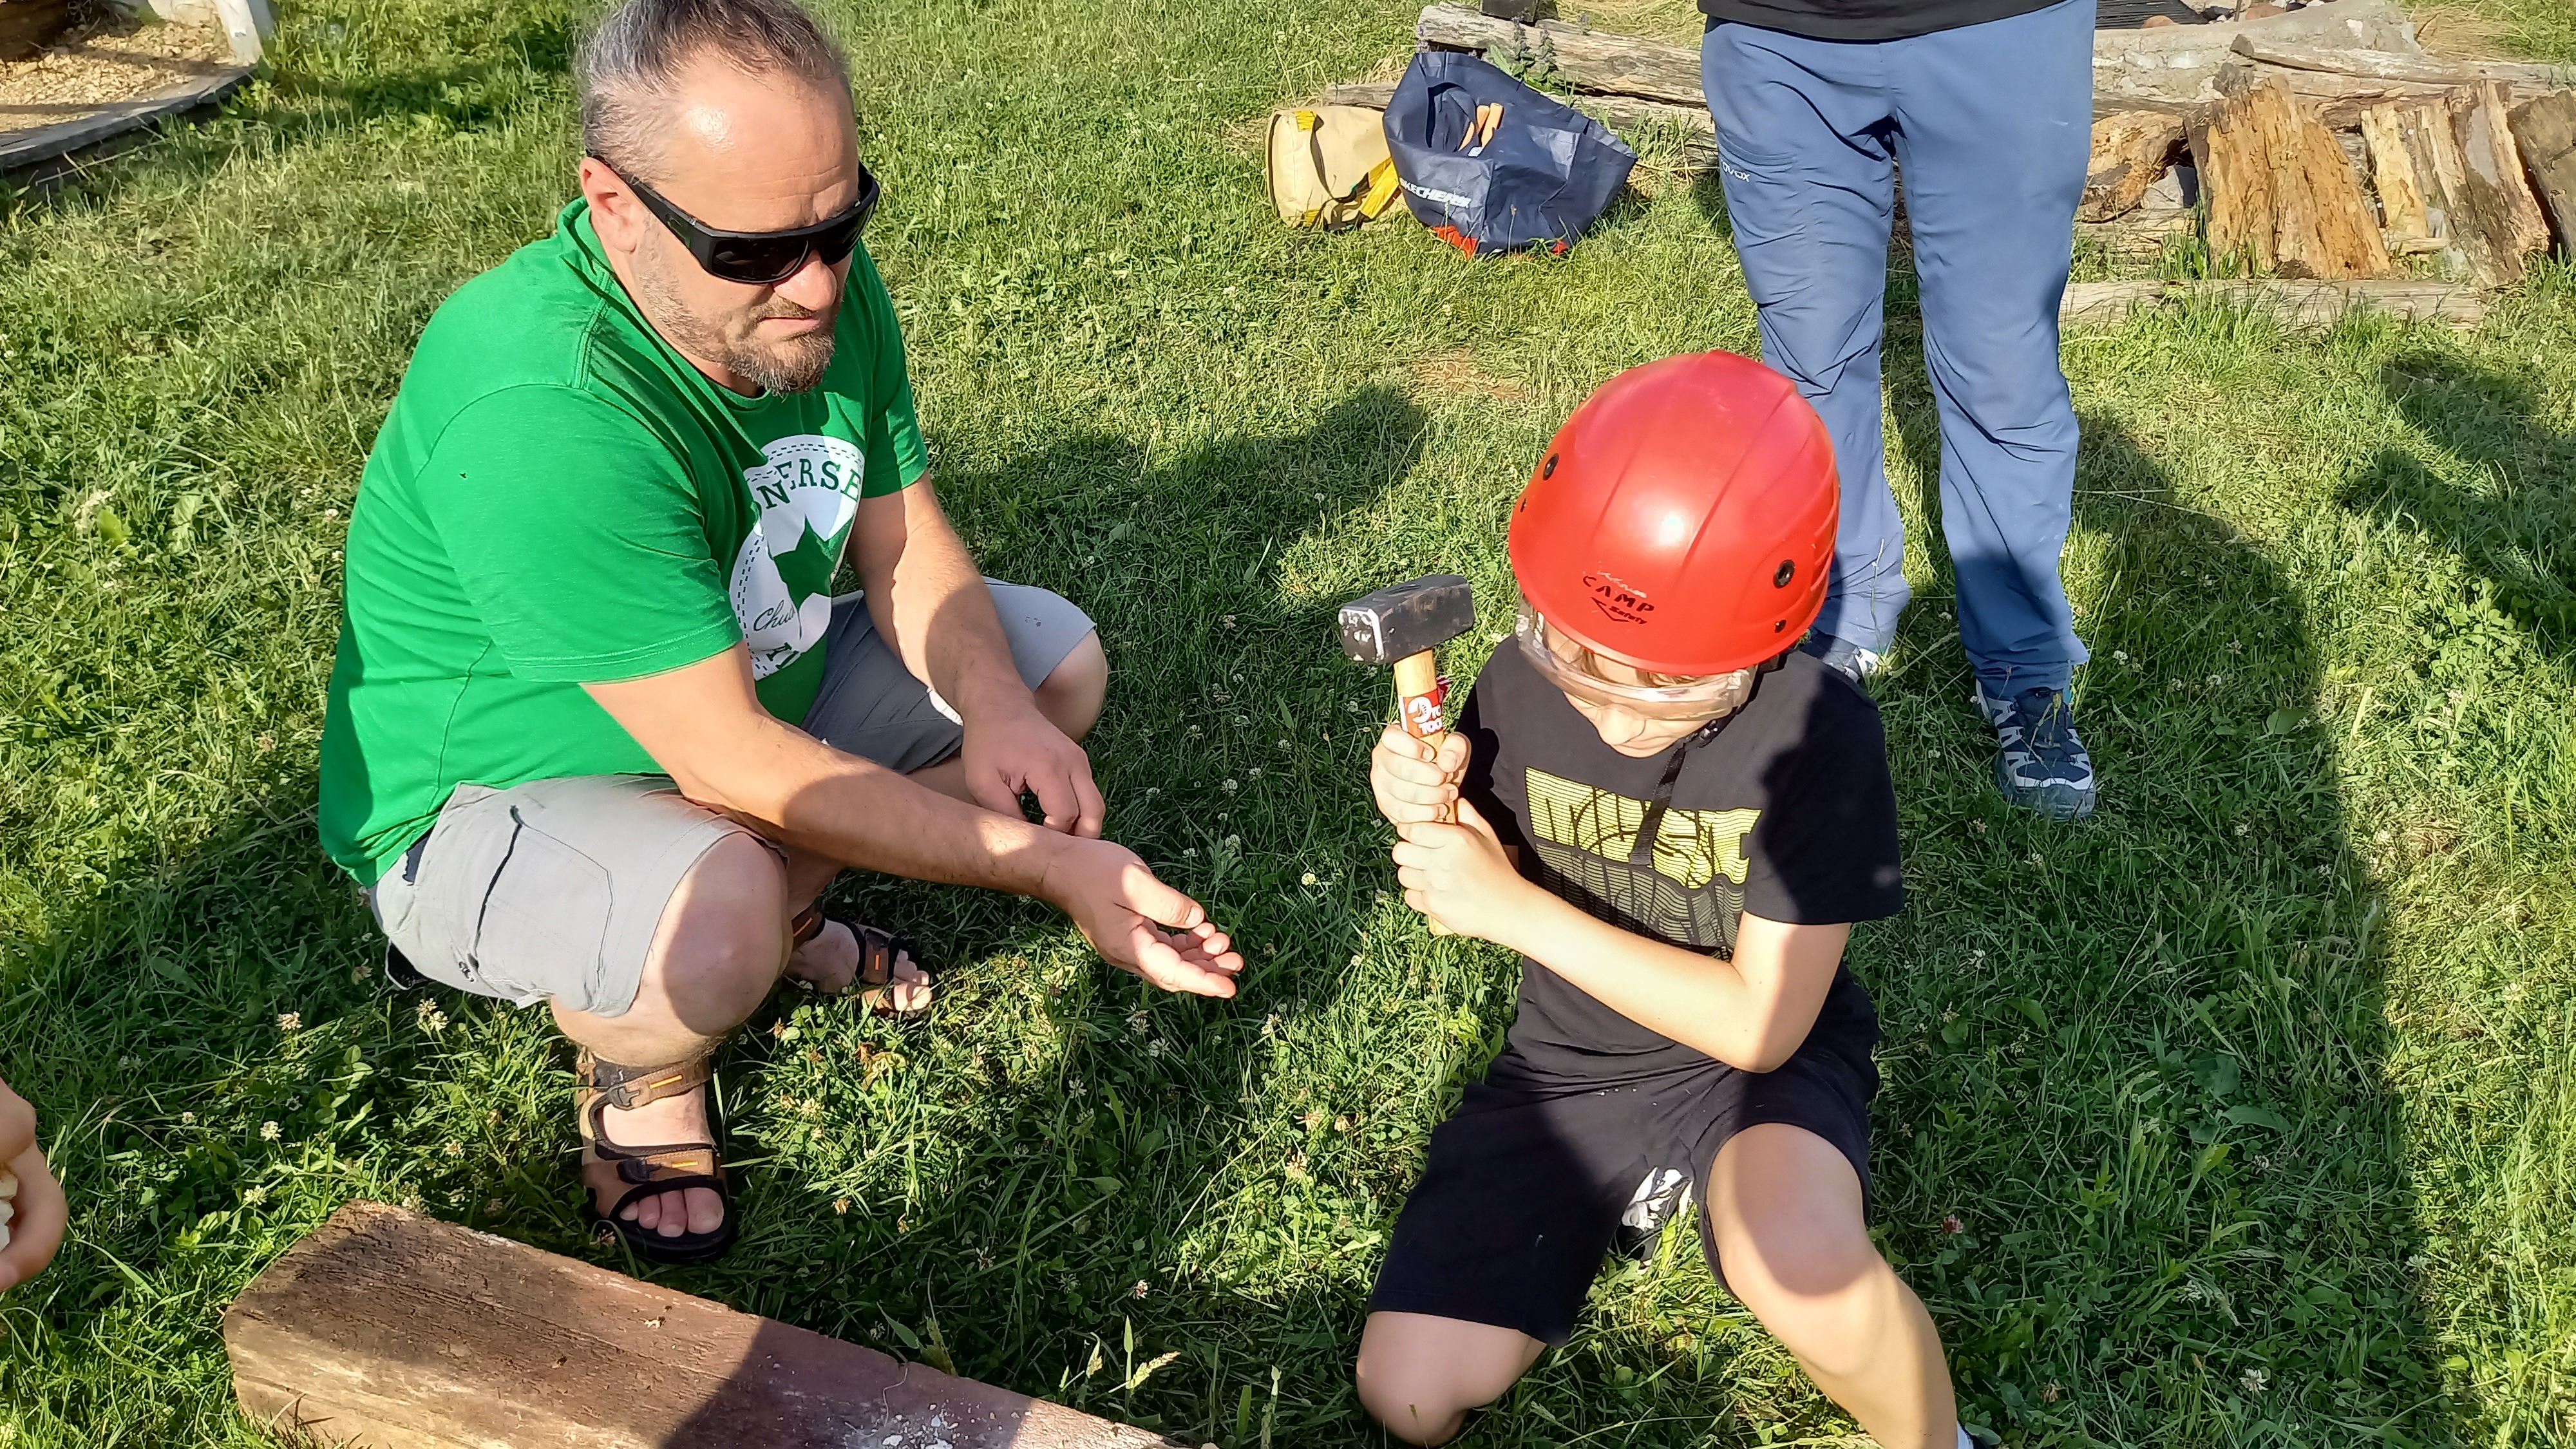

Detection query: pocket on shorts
xmin=467 ymin=810 xmax=615 ymax=1007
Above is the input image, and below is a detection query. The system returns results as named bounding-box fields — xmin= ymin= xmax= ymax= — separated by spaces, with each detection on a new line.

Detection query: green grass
xmin=5 ymin=0 xmax=2576 ymax=1443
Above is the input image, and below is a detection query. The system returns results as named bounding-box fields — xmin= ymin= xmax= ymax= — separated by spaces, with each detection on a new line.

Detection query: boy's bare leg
xmin=1707 ymin=1123 xmax=1958 ymax=1448
xmin=1355 ymin=1312 xmax=1546 ymax=1446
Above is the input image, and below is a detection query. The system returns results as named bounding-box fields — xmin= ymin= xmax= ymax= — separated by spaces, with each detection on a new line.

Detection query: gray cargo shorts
xmin=367 ymin=582 xmax=1094 ymax=1017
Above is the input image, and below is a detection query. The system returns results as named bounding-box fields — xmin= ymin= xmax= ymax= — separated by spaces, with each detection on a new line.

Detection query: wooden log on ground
xmin=0 ymin=0 xmax=76 ymax=61
xmin=1320 ymin=78 xmax=1716 ymax=170
xmin=2512 ymin=90 xmax=2576 ymax=254
xmin=2081 ymin=111 xmax=2188 ymax=221
xmin=2358 ymin=84 xmax=2551 ymax=287
xmin=2061 ymin=278 xmax=2486 ymax=328
xmin=2213 ymin=58 xmax=2459 ymax=130
xmin=2188 ymin=76 xmax=2389 ymax=278
xmin=223 ymin=1201 xmax=1173 ymax=1449
xmin=1416 ymin=3 xmax=1703 ymax=108
xmin=2229 ymin=35 xmax=2574 ymax=93
xmin=2094 ymin=0 xmax=2421 ymax=115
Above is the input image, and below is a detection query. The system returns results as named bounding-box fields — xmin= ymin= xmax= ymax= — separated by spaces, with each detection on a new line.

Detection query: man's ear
xmin=578 ymin=156 xmax=645 ymax=258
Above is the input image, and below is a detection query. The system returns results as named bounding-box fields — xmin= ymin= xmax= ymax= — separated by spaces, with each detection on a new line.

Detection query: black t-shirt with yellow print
xmin=1455 ymin=643 xmax=1904 ymax=1075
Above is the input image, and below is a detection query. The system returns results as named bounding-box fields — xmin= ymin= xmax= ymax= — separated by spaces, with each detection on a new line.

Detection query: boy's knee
xmin=1721 ymin=1235 xmax=1895 ymax=1381
xmin=1355 ymin=1314 xmax=1539 ymax=1446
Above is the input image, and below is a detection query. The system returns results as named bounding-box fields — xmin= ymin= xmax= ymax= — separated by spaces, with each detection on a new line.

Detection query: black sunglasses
xmin=600 ymin=158 xmax=880 ymax=286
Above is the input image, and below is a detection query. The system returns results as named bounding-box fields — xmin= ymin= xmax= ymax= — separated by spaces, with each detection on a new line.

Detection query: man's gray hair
xmin=577 ymin=0 xmax=851 ymax=181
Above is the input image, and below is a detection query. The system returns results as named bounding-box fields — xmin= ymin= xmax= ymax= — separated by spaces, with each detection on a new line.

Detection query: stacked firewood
xmin=2087 ymin=39 xmax=2576 ymax=285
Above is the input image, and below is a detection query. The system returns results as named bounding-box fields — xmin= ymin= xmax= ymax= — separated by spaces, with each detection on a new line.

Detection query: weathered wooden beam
xmin=2093 ymin=0 xmax=2421 ymax=115
xmin=2189 ymin=76 xmax=2389 ymax=278
xmin=1320 ymin=79 xmax=1716 ymax=170
xmin=2060 ymin=278 xmax=2487 ymax=328
xmin=2228 ymin=35 xmax=2574 ymax=93
xmin=1415 ymin=3 xmax=1703 ymax=108
xmin=0 ymin=67 xmax=252 ymax=173
xmin=223 ymin=1201 xmax=1174 ymax=1449
xmin=2081 ymin=111 xmax=2188 ymax=221
xmin=2512 ymin=91 xmax=2576 ymax=255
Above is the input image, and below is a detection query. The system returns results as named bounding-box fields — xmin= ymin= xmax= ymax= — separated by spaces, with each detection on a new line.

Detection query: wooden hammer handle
xmin=1391 ymin=650 xmax=1457 ymax=824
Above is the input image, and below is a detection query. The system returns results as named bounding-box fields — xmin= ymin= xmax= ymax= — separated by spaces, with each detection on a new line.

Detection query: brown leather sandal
xmin=576 ymin=1049 xmax=737 ymax=1265
xmin=789 ymin=907 xmax=932 ymax=1018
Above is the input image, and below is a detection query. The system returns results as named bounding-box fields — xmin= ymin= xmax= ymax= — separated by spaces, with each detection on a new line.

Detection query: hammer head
xmin=1340 ymin=573 xmax=1475 ymax=664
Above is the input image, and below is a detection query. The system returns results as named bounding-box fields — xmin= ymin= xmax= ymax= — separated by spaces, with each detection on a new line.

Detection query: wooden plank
xmin=0 ymin=66 xmax=251 ymax=172
xmin=1416 ymin=3 xmax=1703 ymax=108
xmin=2511 ymin=90 xmax=2576 ymax=255
xmin=223 ymin=1201 xmax=1175 ymax=1449
xmin=2188 ymin=75 xmax=2389 ymax=278
xmin=2081 ymin=111 xmax=2187 ymax=222
xmin=2094 ymin=0 xmax=2422 ymax=115
xmin=1320 ymin=79 xmax=1716 ymax=171
xmin=2061 ymin=278 xmax=2486 ymax=328
xmin=2229 ymin=35 xmax=2575 ymax=92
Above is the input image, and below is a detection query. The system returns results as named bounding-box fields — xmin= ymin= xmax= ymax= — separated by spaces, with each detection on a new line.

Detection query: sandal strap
xmin=609 ymin=1142 xmax=723 ymax=1182
xmin=854 ymin=923 xmax=900 ymax=985
xmin=576 ymin=1050 xmax=714 ymax=1112
xmin=791 ymin=905 xmax=826 ymax=947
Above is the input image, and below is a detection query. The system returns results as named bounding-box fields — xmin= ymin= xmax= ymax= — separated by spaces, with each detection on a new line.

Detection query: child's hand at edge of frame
xmin=0 ymin=1077 xmax=68 ymax=1295
xmin=1392 ymin=799 xmax=1533 ymax=945
xmin=1370 ymin=723 xmax=1469 ymax=829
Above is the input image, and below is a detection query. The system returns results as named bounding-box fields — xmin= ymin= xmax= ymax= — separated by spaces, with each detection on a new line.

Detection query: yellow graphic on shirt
xmin=1521 ymin=767 xmax=1760 ymax=952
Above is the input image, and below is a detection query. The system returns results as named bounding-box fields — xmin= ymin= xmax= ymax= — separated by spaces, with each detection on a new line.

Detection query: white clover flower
xmin=242 ymin=1186 xmax=267 ymax=1205
xmin=1301 ymin=872 xmax=1318 ymax=886
xmin=2111 ymin=650 xmax=2128 ymax=663
xmin=1277 ymin=738 xmax=1291 ymax=748
xmin=1184 ymin=846 xmax=1198 ymax=857
xmin=260 ymin=1121 xmax=280 ymax=1141
xmin=1132 ymin=1279 xmax=1151 ymax=1298
xmin=2206 ymin=674 xmax=2224 ymax=687
xmin=2239 ymin=1367 xmax=2268 ymax=1396
xmin=1221 ymin=615 xmax=1237 ymax=629
xmin=1186 ymin=724 xmax=1202 ymax=737
xmin=179 ymin=1112 xmax=194 ymax=1126
xmin=1222 ymin=779 xmax=1238 ymax=793
xmin=277 ymin=1012 xmax=300 ymax=1033
xmin=2234 ymin=821 xmax=2250 ymax=837
xmin=1247 ymin=767 xmax=1262 ymax=779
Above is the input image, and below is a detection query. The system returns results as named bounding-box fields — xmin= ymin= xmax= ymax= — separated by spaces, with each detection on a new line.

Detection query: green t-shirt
xmin=318 ymin=199 xmax=928 ymax=884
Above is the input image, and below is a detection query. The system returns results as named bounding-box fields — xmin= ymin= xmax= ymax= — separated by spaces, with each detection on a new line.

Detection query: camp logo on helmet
xmin=1582 ymin=572 xmax=1655 ymax=626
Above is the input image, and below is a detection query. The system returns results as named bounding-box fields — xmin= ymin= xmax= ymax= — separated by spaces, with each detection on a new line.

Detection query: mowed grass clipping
xmin=5 ymin=0 xmax=2576 ymax=1443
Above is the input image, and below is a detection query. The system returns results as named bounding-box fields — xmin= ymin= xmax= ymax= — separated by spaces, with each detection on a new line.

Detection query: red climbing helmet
xmin=1508 ymin=350 xmax=1838 ymax=679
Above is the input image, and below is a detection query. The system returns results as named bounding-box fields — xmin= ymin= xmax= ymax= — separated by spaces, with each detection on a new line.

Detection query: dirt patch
xmin=0 ymin=12 xmax=234 ymax=135
xmin=1408 ymin=348 xmax=1533 ymax=403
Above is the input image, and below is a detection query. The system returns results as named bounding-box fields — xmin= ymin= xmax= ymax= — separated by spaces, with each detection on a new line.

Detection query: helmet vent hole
xmin=1542 ymin=453 xmax=1558 ymax=479
xmin=1773 ymin=559 xmax=1795 ymax=587
xmin=1773 ymin=620 xmax=1786 ymax=632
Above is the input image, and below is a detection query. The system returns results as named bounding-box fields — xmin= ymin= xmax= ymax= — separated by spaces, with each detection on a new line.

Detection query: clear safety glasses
xmin=1513 ymin=594 xmax=1759 ymax=721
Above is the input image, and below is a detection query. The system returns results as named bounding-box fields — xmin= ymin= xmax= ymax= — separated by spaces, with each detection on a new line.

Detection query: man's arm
xmin=1388 ymin=802 xmax=1846 ymax=1071
xmin=584 ymin=647 xmax=1238 ymax=996
xmin=851 ymin=478 xmax=1103 ymax=835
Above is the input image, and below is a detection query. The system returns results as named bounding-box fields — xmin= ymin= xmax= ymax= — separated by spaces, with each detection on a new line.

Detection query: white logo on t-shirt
xmin=730 ymin=433 xmax=863 ymax=679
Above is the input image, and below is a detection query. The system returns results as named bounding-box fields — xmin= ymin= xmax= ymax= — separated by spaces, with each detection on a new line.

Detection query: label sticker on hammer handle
xmin=1401 ymin=689 xmax=1446 ymax=739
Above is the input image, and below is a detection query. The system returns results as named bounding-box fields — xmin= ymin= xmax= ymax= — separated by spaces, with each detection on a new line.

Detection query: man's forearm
xmin=864 ymin=482 xmax=1031 ymax=720
xmin=705 ymin=715 xmax=1066 ymax=898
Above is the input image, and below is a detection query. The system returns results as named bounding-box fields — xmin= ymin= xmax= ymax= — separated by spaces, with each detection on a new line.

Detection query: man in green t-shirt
xmin=318 ymin=0 xmax=1243 ymax=1264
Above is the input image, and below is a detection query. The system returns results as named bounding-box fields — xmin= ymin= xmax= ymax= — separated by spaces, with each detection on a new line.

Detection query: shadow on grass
xmin=2342 ymin=351 xmax=2576 ymax=657
xmin=1862 ymin=320 xmax=2451 ymax=1438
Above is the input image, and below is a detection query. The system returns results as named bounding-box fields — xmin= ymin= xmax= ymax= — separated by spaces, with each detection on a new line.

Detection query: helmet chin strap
xmin=1619 ymin=650 xmax=1790 ymax=870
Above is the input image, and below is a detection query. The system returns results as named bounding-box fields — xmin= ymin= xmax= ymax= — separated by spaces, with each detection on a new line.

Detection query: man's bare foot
xmin=593 ymin=1085 xmax=725 ymax=1240
xmin=784 ymin=920 xmax=933 ymax=1013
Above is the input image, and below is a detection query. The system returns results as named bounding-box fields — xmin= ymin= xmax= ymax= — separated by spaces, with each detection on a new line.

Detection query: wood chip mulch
xmin=0 ymin=15 xmax=236 ymax=138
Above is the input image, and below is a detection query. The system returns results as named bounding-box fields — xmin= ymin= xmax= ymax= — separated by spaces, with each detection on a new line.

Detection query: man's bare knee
xmin=637 ymin=831 xmax=788 ymax=1038
xmin=1033 ymin=630 xmax=1106 ymax=741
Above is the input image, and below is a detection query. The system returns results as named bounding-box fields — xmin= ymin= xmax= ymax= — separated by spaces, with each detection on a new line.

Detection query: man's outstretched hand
xmin=0 ymin=1077 xmax=66 ymax=1295
xmin=1039 ymin=837 xmax=1243 ymax=996
xmin=962 ymin=703 xmax=1105 ymax=837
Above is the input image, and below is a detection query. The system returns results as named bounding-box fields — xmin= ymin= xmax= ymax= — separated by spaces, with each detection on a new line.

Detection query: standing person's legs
xmin=1884 ymin=0 xmax=2094 ymax=697
xmin=1705 ymin=1124 xmax=1958 ymax=1447
xmin=1703 ymin=24 xmax=1906 ymax=668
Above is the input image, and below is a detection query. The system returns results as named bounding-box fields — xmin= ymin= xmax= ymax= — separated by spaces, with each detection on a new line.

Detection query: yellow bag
xmin=1265 ymin=106 xmax=1404 ymax=230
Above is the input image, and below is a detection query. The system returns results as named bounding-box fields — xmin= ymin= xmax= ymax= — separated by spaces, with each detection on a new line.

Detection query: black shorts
xmin=1367 ymin=968 xmax=1879 ymax=1346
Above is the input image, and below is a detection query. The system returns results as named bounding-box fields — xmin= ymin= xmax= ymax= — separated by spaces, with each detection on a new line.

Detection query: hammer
xmin=1340 ymin=574 xmax=1476 ymax=816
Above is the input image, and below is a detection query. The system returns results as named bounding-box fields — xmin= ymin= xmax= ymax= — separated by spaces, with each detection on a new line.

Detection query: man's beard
xmin=631 ymin=245 xmax=838 ymax=395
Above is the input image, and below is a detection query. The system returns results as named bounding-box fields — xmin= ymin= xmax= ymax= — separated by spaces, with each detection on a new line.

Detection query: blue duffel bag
xmin=1381 ymin=50 xmax=1638 ymax=258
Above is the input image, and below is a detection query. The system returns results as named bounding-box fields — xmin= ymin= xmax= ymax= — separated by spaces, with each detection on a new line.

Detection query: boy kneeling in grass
xmin=1356 ymin=353 xmax=1975 ymax=1448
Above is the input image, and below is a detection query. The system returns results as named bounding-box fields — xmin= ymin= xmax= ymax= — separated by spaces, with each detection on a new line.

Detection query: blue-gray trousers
xmin=1702 ymin=0 xmax=2094 ymax=692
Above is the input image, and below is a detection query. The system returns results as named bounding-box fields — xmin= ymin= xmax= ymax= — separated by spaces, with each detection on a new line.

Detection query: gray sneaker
xmin=1976 ymin=683 xmax=2098 ymax=820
